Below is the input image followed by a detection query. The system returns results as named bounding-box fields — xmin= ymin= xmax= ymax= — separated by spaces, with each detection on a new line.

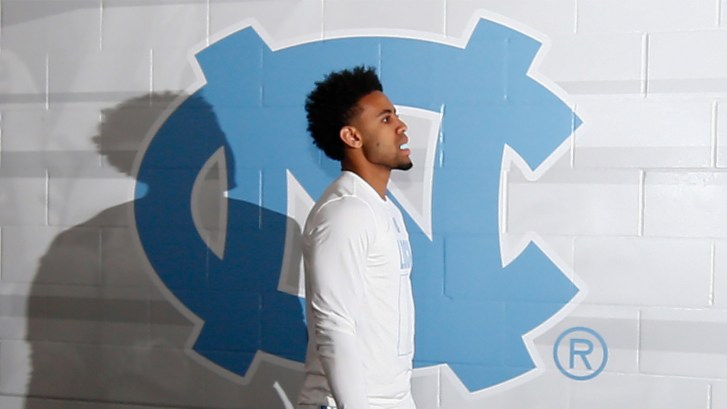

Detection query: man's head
xmin=306 ymin=66 xmax=412 ymax=172
xmin=305 ymin=66 xmax=383 ymax=161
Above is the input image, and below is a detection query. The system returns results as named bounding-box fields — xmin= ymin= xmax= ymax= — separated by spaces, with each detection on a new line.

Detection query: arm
xmin=303 ymin=197 xmax=374 ymax=409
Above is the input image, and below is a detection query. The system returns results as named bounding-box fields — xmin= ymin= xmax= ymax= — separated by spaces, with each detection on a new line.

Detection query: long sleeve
xmin=303 ymin=196 xmax=376 ymax=409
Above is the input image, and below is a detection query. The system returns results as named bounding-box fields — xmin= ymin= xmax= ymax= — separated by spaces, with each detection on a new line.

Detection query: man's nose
xmin=398 ymin=117 xmax=408 ymax=132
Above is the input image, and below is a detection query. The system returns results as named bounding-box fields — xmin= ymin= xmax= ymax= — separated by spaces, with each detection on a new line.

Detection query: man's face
xmin=349 ymin=90 xmax=413 ymax=171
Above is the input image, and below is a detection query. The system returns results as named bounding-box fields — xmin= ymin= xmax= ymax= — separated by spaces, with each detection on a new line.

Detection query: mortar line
xmin=0 ymin=112 xmax=3 ymax=168
xmin=45 ymin=53 xmax=50 ymax=110
xmin=206 ymin=0 xmax=211 ymax=47
xmin=99 ymin=0 xmax=104 ymax=51
xmin=571 ymin=104 xmax=577 ymax=168
xmin=320 ymin=0 xmax=325 ymax=40
xmin=637 ymin=170 xmax=645 ymax=236
xmin=500 ymin=169 xmax=509 ymax=234
xmin=717 ymin=0 xmax=723 ymax=27
xmin=45 ymin=168 xmax=50 ymax=226
xmin=258 ymin=169 xmax=263 ymax=230
xmin=0 ymin=226 xmax=3 ymax=281
xmin=713 ymin=100 xmax=719 ymax=168
xmin=635 ymin=308 xmax=642 ymax=372
xmin=710 ymin=241 xmax=716 ymax=307
xmin=149 ymin=48 xmax=154 ymax=95
xmin=443 ymin=0 xmax=448 ymax=36
xmin=641 ymin=33 xmax=650 ymax=97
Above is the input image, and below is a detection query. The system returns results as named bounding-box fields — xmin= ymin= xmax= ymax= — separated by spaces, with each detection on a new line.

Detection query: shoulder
xmin=304 ymin=192 xmax=380 ymax=251
xmin=311 ymin=174 xmax=378 ymax=222
xmin=309 ymin=195 xmax=376 ymax=230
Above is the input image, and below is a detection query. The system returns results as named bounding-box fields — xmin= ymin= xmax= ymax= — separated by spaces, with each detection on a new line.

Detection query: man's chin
xmin=396 ymin=161 xmax=413 ymax=171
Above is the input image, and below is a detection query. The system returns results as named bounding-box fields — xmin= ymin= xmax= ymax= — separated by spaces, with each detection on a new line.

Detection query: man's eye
xmin=382 ymin=116 xmax=391 ymax=123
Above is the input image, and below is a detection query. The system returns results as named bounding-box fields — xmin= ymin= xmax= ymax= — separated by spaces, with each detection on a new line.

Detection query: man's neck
xmin=341 ymin=161 xmax=390 ymax=199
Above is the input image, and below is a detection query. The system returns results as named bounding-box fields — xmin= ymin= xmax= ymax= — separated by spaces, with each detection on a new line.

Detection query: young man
xmin=296 ymin=66 xmax=416 ymax=409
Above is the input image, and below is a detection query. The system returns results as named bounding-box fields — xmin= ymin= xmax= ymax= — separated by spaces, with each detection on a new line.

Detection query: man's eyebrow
xmin=376 ymin=108 xmax=396 ymax=117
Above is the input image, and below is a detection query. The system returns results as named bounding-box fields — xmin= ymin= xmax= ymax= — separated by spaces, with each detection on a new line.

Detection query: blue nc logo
xmin=135 ymin=18 xmax=579 ymax=393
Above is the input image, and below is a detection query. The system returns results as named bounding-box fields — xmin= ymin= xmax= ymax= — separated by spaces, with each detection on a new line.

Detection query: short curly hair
xmin=305 ymin=66 xmax=383 ymax=161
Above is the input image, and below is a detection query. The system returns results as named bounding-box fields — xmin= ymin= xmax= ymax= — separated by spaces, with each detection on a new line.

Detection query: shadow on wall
xmin=25 ymin=92 xmax=307 ymax=408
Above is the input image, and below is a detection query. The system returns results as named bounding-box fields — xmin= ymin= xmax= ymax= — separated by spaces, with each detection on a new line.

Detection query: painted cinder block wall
xmin=2 ymin=1 xmax=727 ymax=408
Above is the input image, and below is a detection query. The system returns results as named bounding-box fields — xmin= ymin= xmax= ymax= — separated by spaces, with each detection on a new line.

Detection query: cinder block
xmin=643 ymin=171 xmax=727 ymax=238
xmin=149 ymin=302 xmax=196 ymax=349
xmin=415 ymin=296 xmax=507 ymax=367
xmin=0 ymin=50 xmax=46 ymax=110
xmin=95 ymin=92 xmax=183 ymax=175
xmin=446 ymin=0 xmax=577 ymax=38
xmin=0 ymin=100 xmax=102 ymax=165
xmin=0 ymin=170 xmax=47 ymax=226
xmin=716 ymin=101 xmax=727 ymax=168
xmin=1 ymin=225 xmax=100 ymax=285
xmin=434 ymin=167 xmax=498 ymax=235
xmin=261 ymin=41 xmax=380 ymax=107
xmin=439 ymin=365 xmax=572 ymax=408
xmin=323 ymin=0 xmax=445 ymax=38
xmin=537 ymin=33 xmax=643 ymax=95
xmin=0 ymin=2 xmax=102 ymax=111
xmin=410 ymin=232 xmax=444 ymax=297
xmin=29 ymin=225 xmax=102 ymax=285
xmin=100 ymin=226 xmax=156 ymax=288
xmin=0 ymin=395 xmax=23 ymax=409
xmin=7 ymin=339 xmax=208 ymax=406
xmin=26 ymin=317 xmax=151 ymax=349
xmin=569 ymin=372 xmax=708 ymax=409
xmin=444 ymin=235 xmax=576 ymax=305
xmin=44 ymin=103 xmax=106 ymax=151
xmin=0 ymin=285 xmax=31 ymax=342
xmin=648 ymin=30 xmax=727 ymax=94
xmin=1 ymin=109 xmax=52 ymax=152
xmin=714 ymin=240 xmax=727 ymax=308
xmin=0 ymin=104 xmax=104 ymax=170
xmin=507 ymin=167 xmax=641 ymax=236
xmin=6 ymin=395 xmax=168 ymax=409
xmin=102 ymin=1 xmax=207 ymax=50
xmin=151 ymin=47 xmax=199 ymax=92
xmin=640 ymin=308 xmax=727 ymax=379
xmin=713 ymin=381 xmax=727 ymax=409
xmin=2 ymin=151 xmax=101 ymax=171
xmin=574 ymin=237 xmax=712 ymax=307
xmin=574 ymin=99 xmax=712 ymax=168
xmin=0 ymin=340 xmax=32 ymax=395
xmin=201 ymin=355 xmax=305 ymax=409
xmin=411 ymin=367 xmax=440 ymax=409
xmin=1 ymin=1 xmax=101 ymax=53
xmin=210 ymin=0 xmax=323 ymax=47
xmin=534 ymin=304 xmax=640 ymax=375
xmin=47 ymin=48 xmax=151 ymax=107
xmin=578 ymin=0 xmax=716 ymax=33
xmin=129 ymin=223 xmax=209 ymax=293
xmin=0 ymin=288 xmax=27 ymax=316
xmin=0 ymin=317 xmax=26 ymax=341
xmin=47 ymin=170 xmax=135 ymax=227
xmin=524 ymin=235 xmax=576 ymax=273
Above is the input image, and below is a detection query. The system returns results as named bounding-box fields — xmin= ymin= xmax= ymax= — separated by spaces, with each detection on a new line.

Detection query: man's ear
xmin=340 ymin=126 xmax=362 ymax=149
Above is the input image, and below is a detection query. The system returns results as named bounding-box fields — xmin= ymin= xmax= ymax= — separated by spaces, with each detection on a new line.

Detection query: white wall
xmin=1 ymin=1 xmax=726 ymax=408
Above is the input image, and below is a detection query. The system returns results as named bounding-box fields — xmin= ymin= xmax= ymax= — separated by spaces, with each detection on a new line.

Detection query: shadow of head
xmin=93 ymin=92 xmax=184 ymax=179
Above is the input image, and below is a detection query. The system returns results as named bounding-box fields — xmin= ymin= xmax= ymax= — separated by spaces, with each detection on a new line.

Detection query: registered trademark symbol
xmin=553 ymin=327 xmax=608 ymax=381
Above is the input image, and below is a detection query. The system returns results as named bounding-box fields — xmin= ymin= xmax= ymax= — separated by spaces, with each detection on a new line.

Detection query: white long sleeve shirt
xmin=296 ymin=171 xmax=416 ymax=409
